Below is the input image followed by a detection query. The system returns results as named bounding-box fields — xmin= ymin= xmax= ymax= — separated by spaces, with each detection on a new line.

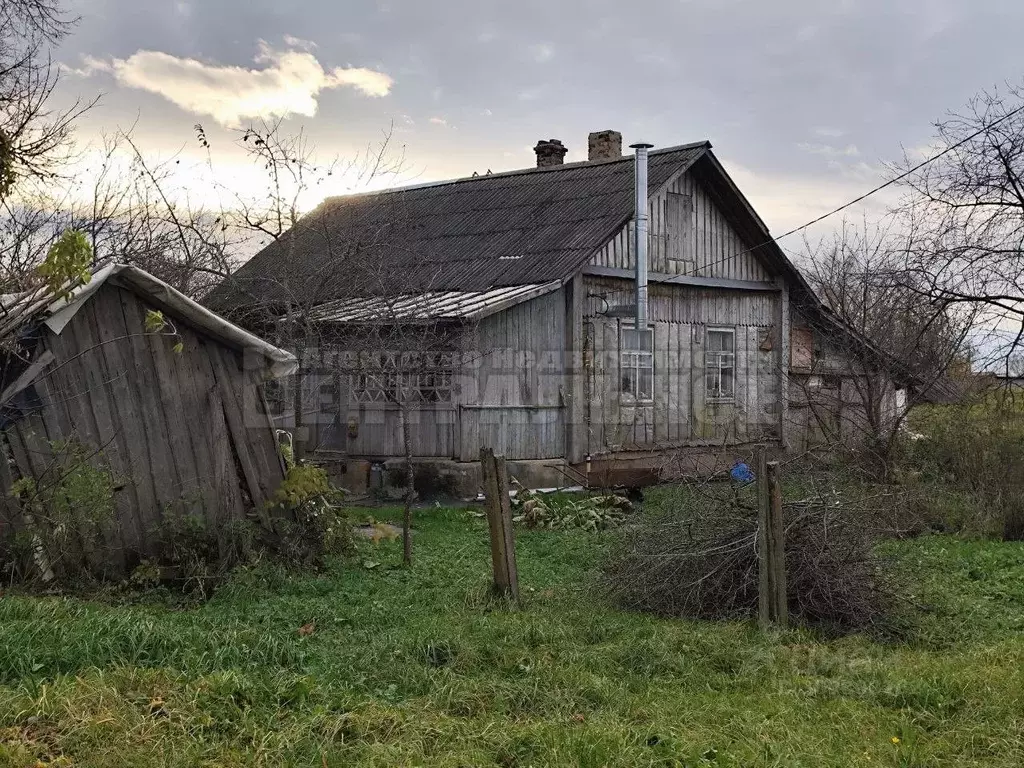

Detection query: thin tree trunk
xmin=401 ymin=399 xmax=413 ymax=566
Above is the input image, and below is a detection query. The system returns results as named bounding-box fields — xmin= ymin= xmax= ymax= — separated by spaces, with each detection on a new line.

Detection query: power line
xmin=662 ymin=99 xmax=1024 ymax=286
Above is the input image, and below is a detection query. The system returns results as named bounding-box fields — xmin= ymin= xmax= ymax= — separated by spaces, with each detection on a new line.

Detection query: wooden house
xmin=0 ymin=263 xmax=296 ymax=577
xmin=209 ymin=132 xmax=906 ymax=491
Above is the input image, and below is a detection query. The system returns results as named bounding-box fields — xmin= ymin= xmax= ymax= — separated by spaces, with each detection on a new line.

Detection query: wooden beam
xmin=756 ymin=446 xmax=770 ymax=629
xmin=778 ymin=280 xmax=791 ymax=449
xmin=767 ymin=460 xmax=788 ymax=628
xmin=480 ymin=447 xmax=519 ymax=599
xmin=582 ymin=265 xmax=780 ymax=292
xmin=564 ymin=273 xmax=585 ymax=464
xmin=0 ymin=350 xmax=54 ymax=408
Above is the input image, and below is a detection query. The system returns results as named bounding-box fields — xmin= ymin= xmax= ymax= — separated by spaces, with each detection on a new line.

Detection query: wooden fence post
xmin=757 ymin=450 xmax=788 ymax=629
xmin=480 ymin=447 xmax=519 ymax=600
xmin=767 ymin=460 xmax=788 ymax=628
xmin=756 ymin=447 xmax=771 ymax=629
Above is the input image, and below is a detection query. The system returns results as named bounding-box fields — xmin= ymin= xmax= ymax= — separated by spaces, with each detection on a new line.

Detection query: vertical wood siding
xmin=583 ymin=275 xmax=780 ymax=451
xmin=0 ymin=284 xmax=287 ymax=573
xmin=589 ymin=169 xmax=771 ymax=281
xmin=458 ymin=288 xmax=566 ymax=460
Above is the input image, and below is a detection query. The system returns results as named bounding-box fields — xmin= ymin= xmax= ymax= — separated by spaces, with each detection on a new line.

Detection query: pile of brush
xmin=601 ymin=480 xmax=906 ymax=634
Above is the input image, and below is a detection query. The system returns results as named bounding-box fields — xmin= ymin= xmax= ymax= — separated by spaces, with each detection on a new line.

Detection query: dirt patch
xmin=352 ymin=523 xmax=403 ymax=541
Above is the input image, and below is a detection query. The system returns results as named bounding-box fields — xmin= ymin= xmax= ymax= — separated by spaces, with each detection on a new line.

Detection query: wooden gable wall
xmin=588 ymin=168 xmax=773 ymax=282
xmin=577 ymin=166 xmax=786 ymax=454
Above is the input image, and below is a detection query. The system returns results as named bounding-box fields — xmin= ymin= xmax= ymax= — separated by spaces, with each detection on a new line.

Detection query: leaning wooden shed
xmin=0 ymin=263 xmax=297 ymax=579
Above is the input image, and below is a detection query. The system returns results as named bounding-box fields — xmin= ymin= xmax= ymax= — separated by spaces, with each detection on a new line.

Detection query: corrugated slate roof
xmin=307 ymin=282 xmax=563 ymax=324
xmin=207 ymin=142 xmax=709 ymax=312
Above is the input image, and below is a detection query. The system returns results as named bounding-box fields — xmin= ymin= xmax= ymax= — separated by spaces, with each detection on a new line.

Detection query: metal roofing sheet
xmin=306 ymin=281 xmax=562 ymax=323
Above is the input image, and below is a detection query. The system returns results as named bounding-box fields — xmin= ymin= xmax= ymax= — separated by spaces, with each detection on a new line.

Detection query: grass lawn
xmin=2 ymin=505 xmax=1024 ymax=766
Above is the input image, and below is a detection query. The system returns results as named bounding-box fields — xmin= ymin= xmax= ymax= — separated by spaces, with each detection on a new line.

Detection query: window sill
xmin=619 ymin=398 xmax=655 ymax=406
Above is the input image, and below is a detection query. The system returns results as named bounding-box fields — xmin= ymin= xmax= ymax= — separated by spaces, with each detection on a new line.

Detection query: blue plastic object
xmin=730 ymin=461 xmax=755 ymax=483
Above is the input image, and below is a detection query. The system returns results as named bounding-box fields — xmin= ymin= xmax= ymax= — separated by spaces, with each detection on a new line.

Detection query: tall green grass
xmin=1 ymin=508 xmax=1024 ymax=766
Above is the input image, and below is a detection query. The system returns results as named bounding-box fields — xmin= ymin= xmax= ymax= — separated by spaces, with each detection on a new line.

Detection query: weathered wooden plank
xmin=767 ymin=460 xmax=788 ymax=627
xmin=480 ymin=447 xmax=518 ymax=599
xmin=193 ymin=336 xmax=250 ymax=529
xmin=163 ymin=322 xmax=224 ymax=533
xmin=209 ymin=347 xmax=272 ymax=509
xmin=756 ymin=447 xmax=770 ymax=629
xmin=69 ymin=297 xmax=150 ymax=562
xmin=779 ymin=284 xmax=791 ymax=449
xmin=84 ymin=288 xmax=153 ymax=557
xmin=117 ymin=290 xmax=183 ymax=529
xmin=0 ymin=434 xmax=22 ymax=530
xmin=31 ymin=358 xmax=122 ymax=575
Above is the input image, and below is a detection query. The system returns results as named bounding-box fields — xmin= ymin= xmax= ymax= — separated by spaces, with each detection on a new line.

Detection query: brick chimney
xmin=588 ymin=130 xmax=622 ymax=162
xmin=534 ymin=139 xmax=568 ymax=168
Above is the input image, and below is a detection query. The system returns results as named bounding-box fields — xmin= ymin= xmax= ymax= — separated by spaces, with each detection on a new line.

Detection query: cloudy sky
xmin=53 ymin=0 xmax=1024 ymax=239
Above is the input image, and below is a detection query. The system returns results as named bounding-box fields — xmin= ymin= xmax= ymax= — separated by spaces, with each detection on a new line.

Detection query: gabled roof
xmin=205 ymin=142 xmax=709 ymax=313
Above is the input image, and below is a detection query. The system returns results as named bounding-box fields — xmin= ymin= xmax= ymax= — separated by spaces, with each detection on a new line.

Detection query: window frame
xmin=705 ymin=326 xmax=737 ymax=403
xmin=619 ymin=323 xmax=655 ymax=404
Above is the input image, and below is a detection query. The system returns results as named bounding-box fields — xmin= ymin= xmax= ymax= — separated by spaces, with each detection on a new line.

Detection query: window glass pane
xmin=720 ymin=366 xmax=735 ymax=397
xmin=638 ymin=369 xmax=654 ymax=400
xmin=621 ymin=366 xmax=637 ymax=395
xmin=707 ymin=329 xmax=734 ymax=353
xmin=621 ymin=325 xmax=655 ymax=401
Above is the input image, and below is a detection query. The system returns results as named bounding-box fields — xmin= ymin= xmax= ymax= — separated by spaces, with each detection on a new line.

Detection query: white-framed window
xmin=620 ymin=325 xmax=654 ymax=402
xmin=705 ymin=327 xmax=736 ymax=401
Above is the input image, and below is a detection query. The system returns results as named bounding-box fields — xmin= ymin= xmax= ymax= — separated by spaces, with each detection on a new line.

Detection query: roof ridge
xmin=323 ymin=140 xmax=712 ymax=205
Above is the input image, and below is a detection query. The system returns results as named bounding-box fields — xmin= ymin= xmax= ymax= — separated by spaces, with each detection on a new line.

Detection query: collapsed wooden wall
xmin=0 ymin=282 xmax=287 ymax=574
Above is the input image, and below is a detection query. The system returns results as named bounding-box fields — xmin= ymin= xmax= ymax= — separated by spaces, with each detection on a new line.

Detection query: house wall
xmin=0 ymin=283 xmax=287 ymax=575
xmin=583 ymin=276 xmax=782 ymax=452
xmin=456 ymin=288 xmax=566 ymax=461
xmin=589 ymin=168 xmax=772 ymax=281
xmin=580 ymin=165 xmax=785 ymax=455
xmin=288 ymin=337 xmax=460 ymax=460
xmin=289 ymin=288 xmax=568 ymax=463
xmin=784 ymin=311 xmax=902 ymax=452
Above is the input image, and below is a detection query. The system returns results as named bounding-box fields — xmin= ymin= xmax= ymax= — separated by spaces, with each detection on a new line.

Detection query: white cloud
xmin=282 ymin=34 xmax=317 ymax=51
xmin=428 ymin=116 xmax=448 ymax=126
xmin=813 ymin=126 xmax=846 ymax=138
xmin=77 ymin=41 xmax=393 ymax=127
xmin=797 ymin=142 xmax=860 ymax=157
xmin=529 ymin=43 xmax=555 ymax=63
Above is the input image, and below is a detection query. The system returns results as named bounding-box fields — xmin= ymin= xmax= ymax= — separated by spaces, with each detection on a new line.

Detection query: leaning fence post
xmin=480 ymin=447 xmax=519 ymax=600
xmin=756 ymin=446 xmax=771 ymax=629
xmin=767 ymin=460 xmax=788 ymax=628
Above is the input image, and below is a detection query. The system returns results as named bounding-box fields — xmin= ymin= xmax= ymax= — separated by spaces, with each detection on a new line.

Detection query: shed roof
xmin=1 ymin=263 xmax=297 ymax=379
xmin=307 ymin=281 xmax=562 ymax=324
xmin=205 ymin=142 xmax=709 ymax=313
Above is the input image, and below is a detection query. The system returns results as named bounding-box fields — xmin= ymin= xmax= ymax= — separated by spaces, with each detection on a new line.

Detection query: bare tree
xmin=795 ymin=218 xmax=975 ymax=478
xmin=0 ymin=129 xmax=234 ymax=298
xmin=0 ymin=0 xmax=90 ymax=196
xmin=894 ymin=83 xmax=1024 ymax=373
xmin=206 ymin=121 xmax=452 ymax=566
